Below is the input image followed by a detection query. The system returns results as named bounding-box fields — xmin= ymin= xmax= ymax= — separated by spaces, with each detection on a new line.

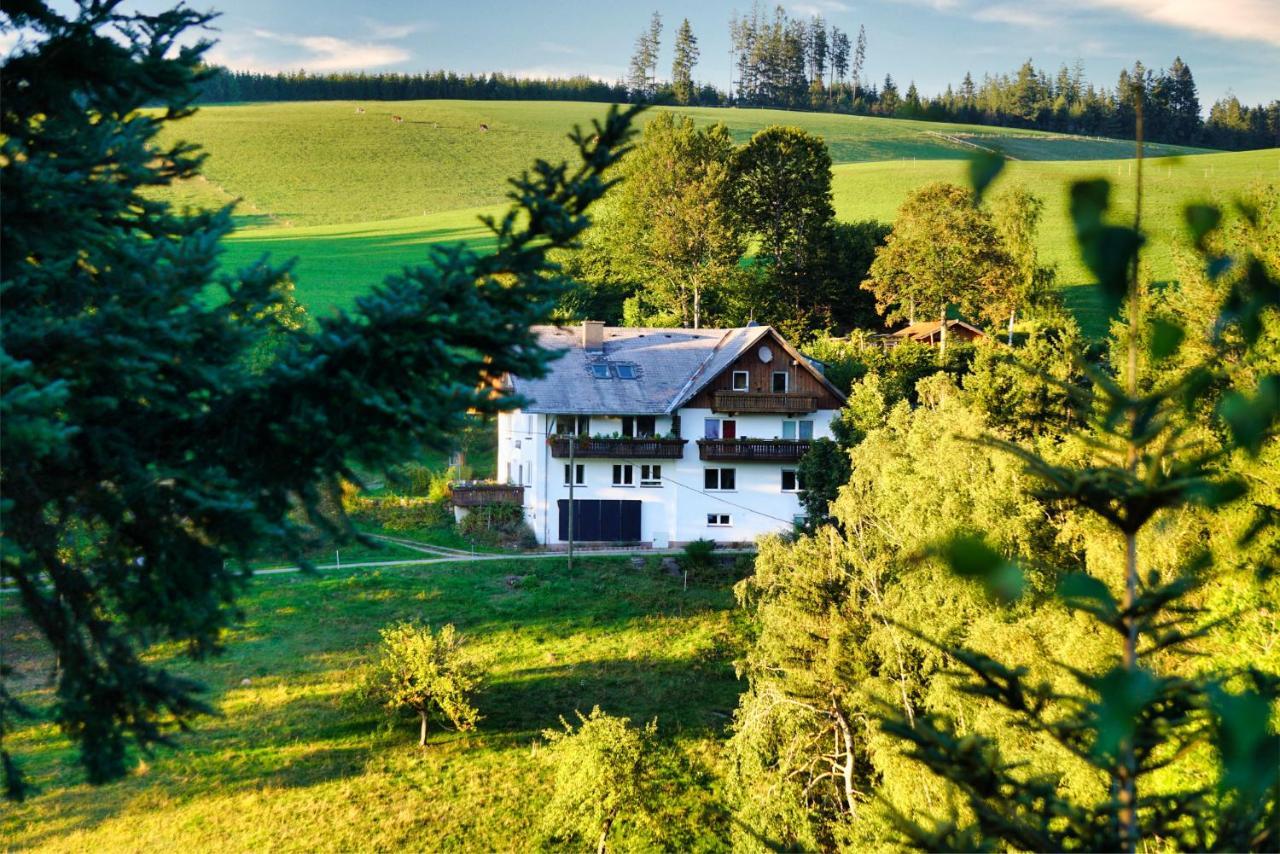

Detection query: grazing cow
xmin=354 ymin=106 xmax=365 ymax=114
xmin=391 ymin=115 xmax=404 ymax=124
xmin=478 ymin=123 xmax=489 ymax=132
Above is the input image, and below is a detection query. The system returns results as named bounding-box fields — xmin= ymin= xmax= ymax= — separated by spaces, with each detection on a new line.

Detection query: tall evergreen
xmin=670 ymin=18 xmax=699 ymax=106
xmin=627 ymin=12 xmax=662 ymax=100
xmin=1 ymin=0 xmax=640 ymax=795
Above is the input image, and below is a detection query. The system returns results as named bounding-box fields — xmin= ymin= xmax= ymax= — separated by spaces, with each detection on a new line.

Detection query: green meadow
xmin=159 ymin=100 xmax=1276 ymax=336
xmin=2 ymin=555 xmax=743 ymax=851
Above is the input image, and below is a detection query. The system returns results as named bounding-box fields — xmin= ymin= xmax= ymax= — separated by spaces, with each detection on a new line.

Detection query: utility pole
xmin=567 ymin=433 xmax=575 ymax=572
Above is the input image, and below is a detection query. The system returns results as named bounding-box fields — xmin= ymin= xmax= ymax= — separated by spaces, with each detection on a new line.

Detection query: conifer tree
xmin=670 ymin=18 xmax=699 ymax=105
xmin=0 ymin=0 xmax=640 ymax=797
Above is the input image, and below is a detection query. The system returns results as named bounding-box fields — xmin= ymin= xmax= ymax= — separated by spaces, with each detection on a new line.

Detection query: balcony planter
xmin=547 ymin=436 xmax=687 ymax=459
xmin=696 ymin=438 xmax=812 ymax=462
xmin=712 ymin=391 xmax=819 ymax=413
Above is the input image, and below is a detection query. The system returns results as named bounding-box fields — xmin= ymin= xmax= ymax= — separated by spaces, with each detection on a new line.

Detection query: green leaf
xmin=1208 ymin=682 xmax=1280 ymax=801
xmin=1148 ymin=317 xmax=1185 ymax=361
xmin=1091 ymin=666 xmax=1158 ymax=760
xmin=1219 ymin=375 xmax=1280 ymax=456
xmin=1069 ymin=179 xmax=1110 ymax=234
xmin=934 ymin=533 xmax=1024 ymax=603
xmin=1069 ymin=178 xmax=1143 ymax=317
xmin=968 ymin=150 xmax=1005 ymax=204
xmin=1184 ymin=203 xmax=1221 ymax=249
xmin=1057 ymin=573 xmax=1119 ymax=622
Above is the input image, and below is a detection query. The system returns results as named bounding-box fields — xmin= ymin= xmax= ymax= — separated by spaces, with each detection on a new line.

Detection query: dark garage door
xmin=557 ymin=499 xmax=641 ymax=542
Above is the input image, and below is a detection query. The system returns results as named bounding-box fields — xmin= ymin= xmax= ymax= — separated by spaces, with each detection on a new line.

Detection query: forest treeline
xmin=195 ymin=5 xmax=1278 ymax=151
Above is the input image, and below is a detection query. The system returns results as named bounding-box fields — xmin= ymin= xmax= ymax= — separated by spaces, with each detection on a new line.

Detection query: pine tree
xmin=646 ymin=11 xmax=663 ymax=92
xmin=1 ymin=0 xmax=641 ymax=796
xmin=670 ymin=18 xmax=699 ymax=105
xmin=1167 ymin=56 xmax=1201 ymax=143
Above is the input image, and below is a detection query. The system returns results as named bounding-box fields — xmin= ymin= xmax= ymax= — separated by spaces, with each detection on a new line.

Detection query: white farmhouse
xmin=454 ymin=321 xmax=846 ymax=547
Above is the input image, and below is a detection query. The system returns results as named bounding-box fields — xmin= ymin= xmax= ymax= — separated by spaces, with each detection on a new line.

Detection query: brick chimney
xmin=581 ymin=320 xmax=604 ymax=351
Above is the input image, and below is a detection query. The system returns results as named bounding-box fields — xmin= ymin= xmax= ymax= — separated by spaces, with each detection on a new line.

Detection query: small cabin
xmin=881 ymin=319 xmax=987 ymax=348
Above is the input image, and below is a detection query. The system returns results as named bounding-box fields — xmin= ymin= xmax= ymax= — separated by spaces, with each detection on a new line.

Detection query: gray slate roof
xmin=511 ymin=325 xmax=770 ymax=415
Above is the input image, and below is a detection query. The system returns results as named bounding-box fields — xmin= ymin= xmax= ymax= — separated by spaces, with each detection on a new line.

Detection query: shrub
xmin=346 ymin=494 xmax=451 ymax=531
xmin=458 ymin=503 xmax=537 ymax=550
xmin=363 ymin=622 xmax=484 ymax=747
xmin=681 ymin=538 xmax=716 ymax=571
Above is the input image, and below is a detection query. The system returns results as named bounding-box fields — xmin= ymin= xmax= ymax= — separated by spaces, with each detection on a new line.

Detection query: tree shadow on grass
xmin=478 ymin=656 xmax=743 ymax=741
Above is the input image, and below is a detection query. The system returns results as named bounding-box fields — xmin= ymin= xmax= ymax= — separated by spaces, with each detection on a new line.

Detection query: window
xmin=772 ymin=371 xmax=789 ymax=393
xmin=707 ymin=513 xmax=732 ymax=526
xmin=704 ymin=418 xmax=736 ymax=439
xmin=589 ymin=363 xmax=611 ymax=379
xmin=517 ymin=464 xmax=523 ymax=486
xmin=731 ymin=370 xmax=749 ymax=391
xmin=555 ymin=415 xmax=590 ymax=435
xmin=640 ymin=464 xmax=662 ymax=486
xmin=621 ymin=415 xmax=656 ymax=438
xmin=782 ymin=419 xmax=814 ymax=440
xmin=612 ymin=464 xmax=634 ymax=486
xmin=704 ymin=468 xmax=736 ymax=491
xmin=563 ymin=464 xmax=585 ymax=486
xmin=615 ymin=364 xmax=637 ymax=379
xmin=781 ymin=469 xmax=805 ymax=492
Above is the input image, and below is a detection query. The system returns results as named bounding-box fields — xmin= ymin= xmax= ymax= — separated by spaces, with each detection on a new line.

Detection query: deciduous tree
xmin=988 ymin=184 xmax=1057 ymax=342
xmin=863 ymin=182 xmax=1017 ymax=350
xmin=368 ymin=622 xmax=483 ymax=746
xmin=540 ymin=707 xmax=657 ymax=854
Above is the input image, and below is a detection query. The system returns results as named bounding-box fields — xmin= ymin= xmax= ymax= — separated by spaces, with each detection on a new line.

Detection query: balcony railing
xmin=449 ymin=482 xmax=525 ymax=507
xmin=547 ymin=436 xmax=687 ymax=459
xmin=712 ymin=391 xmax=819 ymax=413
xmin=697 ymin=438 xmax=812 ymax=462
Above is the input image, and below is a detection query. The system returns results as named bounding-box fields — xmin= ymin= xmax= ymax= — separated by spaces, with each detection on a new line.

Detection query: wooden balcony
xmin=697 ymin=438 xmax=812 ymax=462
xmin=712 ymin=391 xmax=819 ymax=413
xmin=449 ymin=482 xmax=524 ymax=507
xmin=547 ymin=436 xmax=687 ymax=459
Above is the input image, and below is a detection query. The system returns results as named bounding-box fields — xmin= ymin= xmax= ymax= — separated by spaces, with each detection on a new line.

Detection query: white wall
xmin=497 ymin=407 xmax=837 ymax=547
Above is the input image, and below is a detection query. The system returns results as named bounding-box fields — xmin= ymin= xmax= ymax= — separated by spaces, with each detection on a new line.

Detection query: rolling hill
xmin=153 ymin=100 xmax=1276 ymax=337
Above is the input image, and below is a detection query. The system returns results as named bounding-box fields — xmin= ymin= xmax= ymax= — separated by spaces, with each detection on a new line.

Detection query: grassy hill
xmin=154 ymin=99 xmax=1275 ymax=338
xmin=3 ymin=555 xmax=743 ymax=850
xmin=161 ymin=100 xmax=1208 ymax=228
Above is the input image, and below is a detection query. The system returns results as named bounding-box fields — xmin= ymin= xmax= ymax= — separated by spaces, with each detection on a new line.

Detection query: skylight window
xmin=587 ymin=362 xmax=638 ymax=379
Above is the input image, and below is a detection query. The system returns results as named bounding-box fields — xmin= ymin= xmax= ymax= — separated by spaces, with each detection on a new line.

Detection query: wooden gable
xmin=684 ymin=329 xmax=845 ymax=411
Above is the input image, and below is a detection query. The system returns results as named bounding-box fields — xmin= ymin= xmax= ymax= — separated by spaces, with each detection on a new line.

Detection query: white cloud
xmin=207 ymin=29 xmax=409 ymax=72
xmin=972 ymin=4 xmax=1056 ymax=28
xmin=1080 ymin=0 xmax=1280 ymax=45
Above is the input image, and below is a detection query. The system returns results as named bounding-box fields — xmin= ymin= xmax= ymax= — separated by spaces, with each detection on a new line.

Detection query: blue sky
xmin=12 ymin=1 xmax=1280 ymax=106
